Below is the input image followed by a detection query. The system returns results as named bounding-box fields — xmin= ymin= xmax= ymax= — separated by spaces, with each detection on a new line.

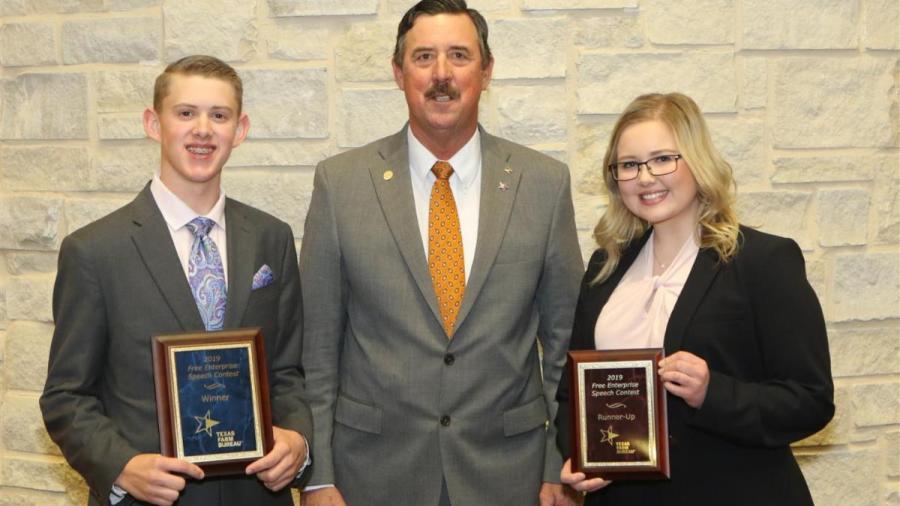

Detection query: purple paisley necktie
xmin=186 ymin=217 xmax=227 ymax=331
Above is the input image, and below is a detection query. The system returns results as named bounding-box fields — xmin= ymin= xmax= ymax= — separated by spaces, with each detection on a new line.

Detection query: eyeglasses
xmin=608 ymin=154 xmax=682 ymax=181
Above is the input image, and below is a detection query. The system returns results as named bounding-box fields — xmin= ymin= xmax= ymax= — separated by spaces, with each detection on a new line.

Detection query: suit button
xmin=444 ymin=353 xmax=455 ymax=365
xmin=440 ymin=415 xmax=451 ymax=426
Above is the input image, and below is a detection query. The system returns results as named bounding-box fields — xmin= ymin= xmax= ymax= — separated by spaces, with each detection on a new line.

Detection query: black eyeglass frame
xmin=608 ymin=154 xmax=683 ymax=181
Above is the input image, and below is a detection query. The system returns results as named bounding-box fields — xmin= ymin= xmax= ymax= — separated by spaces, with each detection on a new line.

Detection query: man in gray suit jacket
xmin=40 ymin=56 xmax=310 ymax=506
xmin=300 ymin=2 xmax=583 ymax=505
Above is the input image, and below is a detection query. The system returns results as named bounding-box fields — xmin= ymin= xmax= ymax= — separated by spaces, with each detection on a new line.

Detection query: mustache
xmin=425 ymin=81 xmax=460 ymax=100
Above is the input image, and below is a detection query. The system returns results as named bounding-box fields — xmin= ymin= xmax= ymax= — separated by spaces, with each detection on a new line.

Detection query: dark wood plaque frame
xmin=152 ymin=328 xmax=274 ymax=476
xmin=568 ymin=348 xmax=669 ymax=480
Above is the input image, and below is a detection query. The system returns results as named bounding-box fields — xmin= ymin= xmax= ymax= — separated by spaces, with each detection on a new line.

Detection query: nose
xmin=433 ymin=53 xmax=451 ymax=81
xmin=635 ymin=163 xmax=656 ymax=185
xmin=192 ymin=115 xmax=211 ymax=138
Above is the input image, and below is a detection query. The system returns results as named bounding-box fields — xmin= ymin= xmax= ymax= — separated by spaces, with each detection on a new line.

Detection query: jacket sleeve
xmin=534 ymin=167 xmax=585 ymax=482
xmin=268 ymin=222 xmax=314 ymax=448
xmin=298 ymin=162 xmax=348 ymax=486
xmin=555 ymin=249 xmax=606 ymax=462
xmin=685 ymin=236 xmax=835 ymax=447
xmin=39 ymin=234 xmax=140 ymax=505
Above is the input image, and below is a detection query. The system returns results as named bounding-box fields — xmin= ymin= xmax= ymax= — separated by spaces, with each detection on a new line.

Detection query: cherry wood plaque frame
xmin=152 ymin=328 xmax=274 ymax=476
xmin=568 ymin=348 xmax=669 ymax=480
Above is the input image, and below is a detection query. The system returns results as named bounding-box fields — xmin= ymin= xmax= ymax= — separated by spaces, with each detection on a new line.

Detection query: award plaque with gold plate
xmin=568 ymin=348 xmax=669 ymax=480
xmin=152 ymin=328 xmax=274 ymax=476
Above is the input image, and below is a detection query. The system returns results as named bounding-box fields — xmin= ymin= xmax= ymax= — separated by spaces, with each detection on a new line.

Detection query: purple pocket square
xmin=251 ymin=264 xmax=275 ymax=290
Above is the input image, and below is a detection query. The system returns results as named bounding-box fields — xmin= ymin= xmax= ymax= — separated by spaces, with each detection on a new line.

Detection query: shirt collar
xmin=407 ymin=127 xmax=481 ymax=190
xmin=150 ymin=174 xmax=227 ymax=232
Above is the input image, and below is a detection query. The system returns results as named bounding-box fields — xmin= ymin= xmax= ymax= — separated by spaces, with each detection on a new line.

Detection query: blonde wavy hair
xmin=592 ymin=93 xmax=740 ymax=284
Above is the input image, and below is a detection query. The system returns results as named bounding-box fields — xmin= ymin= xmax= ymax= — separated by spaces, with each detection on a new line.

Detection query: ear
xmin=392 ymin=59 xmax=405 ymax=91
xmin=480 ymin=57 xmax=494 ymax=91
xmin=232 ymin=113 xmax=250 ymax=147
xmin=143 ymin=107 xmax=161 ymax=142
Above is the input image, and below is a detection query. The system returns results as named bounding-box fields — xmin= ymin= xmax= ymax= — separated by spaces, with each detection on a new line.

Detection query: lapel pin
xmin=383 ymin=170 xmax=394 ymax=181
xmin=498 ymin=181 xmax=509 ymax=191
xmin=504 ymin=165 xmax=512 ymax=174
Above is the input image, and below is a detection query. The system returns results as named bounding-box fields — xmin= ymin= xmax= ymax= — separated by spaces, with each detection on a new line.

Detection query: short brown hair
xmin=153 ymin=55 xmax=243 ymax=113
xmin=393 ymin=0 xmax=492 ymax=70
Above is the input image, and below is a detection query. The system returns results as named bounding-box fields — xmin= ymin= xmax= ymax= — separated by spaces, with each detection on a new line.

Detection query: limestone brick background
xmin=0 ymin=0 xmax=897 ymax=504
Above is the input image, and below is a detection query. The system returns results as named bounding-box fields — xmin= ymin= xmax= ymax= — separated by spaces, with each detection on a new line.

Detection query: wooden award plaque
xmin=152 ymin=328 xmax=274 ymax=476
xmin=568 ymin=348 xmax=670 ymax=480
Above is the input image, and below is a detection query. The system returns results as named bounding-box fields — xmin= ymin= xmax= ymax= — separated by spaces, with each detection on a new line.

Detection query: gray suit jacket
xmin=40 ymin=184 xmax=311 ymax=506
xmin=299 ymin=127 xmax=583 ymax=506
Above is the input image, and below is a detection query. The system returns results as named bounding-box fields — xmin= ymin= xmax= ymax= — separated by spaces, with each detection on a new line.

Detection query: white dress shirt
xmin=408 ymin=127 xmax=482 ymax=280
xmin=150 ymin=174 xmax=229 ymax=284
xmin=594 ymin=231 xmax=700 ymax=350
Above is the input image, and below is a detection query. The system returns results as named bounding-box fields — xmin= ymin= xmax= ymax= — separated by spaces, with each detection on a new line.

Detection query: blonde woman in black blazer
xmin=555 ymin=93 xmax=833 ymax=506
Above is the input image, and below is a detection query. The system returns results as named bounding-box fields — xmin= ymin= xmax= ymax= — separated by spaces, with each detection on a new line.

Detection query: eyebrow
xmin=171 ymin=103 xmax=235 ymax=113
xmin=410 ymin=45 xmax=472 ymax=54
xmin=618 ymin=148 xmax=677 ymax=159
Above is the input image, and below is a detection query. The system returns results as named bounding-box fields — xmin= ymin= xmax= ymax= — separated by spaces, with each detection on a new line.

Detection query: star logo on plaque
xmin=194 ymin=410 xmax=221 ymax=437
xmin=599 ymin=425 xmax=619 ymax=447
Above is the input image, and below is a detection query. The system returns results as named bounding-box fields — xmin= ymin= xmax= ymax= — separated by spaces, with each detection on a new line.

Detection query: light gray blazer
xmin=40 ymin=185 xmax=311 ymax=506
xmin=299 ymin=127 xmax=583 ymax=506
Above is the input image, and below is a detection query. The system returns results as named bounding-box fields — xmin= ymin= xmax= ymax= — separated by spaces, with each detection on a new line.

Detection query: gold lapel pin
xmin=498 ymin=181 xmax=509 ymax=191
xmin=383 ymin=170 xmax=394 ymax=181
xmin=504 ymin=165 xmax=512 ymax=174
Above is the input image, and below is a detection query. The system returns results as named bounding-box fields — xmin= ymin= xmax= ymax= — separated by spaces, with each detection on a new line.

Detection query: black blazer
xmin=556 ymin=226 xmax=834 ymax=506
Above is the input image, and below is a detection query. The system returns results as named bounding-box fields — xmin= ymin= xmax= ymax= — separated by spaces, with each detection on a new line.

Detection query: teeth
xmin=187 ymin=146 xmax=213 ymax=154
xmin=434 ymin=95 xmax=451 ymax=102
xmin=640 ymin=191 xmax=666 ymax=200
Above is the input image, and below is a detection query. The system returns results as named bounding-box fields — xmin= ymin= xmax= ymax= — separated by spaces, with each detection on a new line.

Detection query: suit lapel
xmin=369 ymin=129 xmax=444 ymax=327
xmin=663 ymin=247 xmax=720 ymax=354
xmin=454 ymin=131 xmax=522 ymax=330
xmin=223 ymin=200 xmax=255 ymax=329
xmin=130 ymin=185 xmax=205 ymax=331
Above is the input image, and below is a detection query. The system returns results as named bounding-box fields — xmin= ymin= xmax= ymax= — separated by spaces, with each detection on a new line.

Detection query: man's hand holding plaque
xmin=114 ymin=426 xmax=307 ymax=505
xmin=246 ymin=425 xmax=308 ymax=491
xmin=115 ymin=454 xmax=204 ymax=506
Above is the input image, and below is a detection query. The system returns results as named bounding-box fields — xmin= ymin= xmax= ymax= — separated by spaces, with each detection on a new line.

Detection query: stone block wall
xmin=0 ymin=1 xmax=897 ymax=504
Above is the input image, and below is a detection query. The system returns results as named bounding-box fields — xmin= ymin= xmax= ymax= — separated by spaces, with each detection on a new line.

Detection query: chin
xmin=180 ymin=167 xmax=222 ymax=183
xmin=423 ymin=115 xmax=459 ymax=129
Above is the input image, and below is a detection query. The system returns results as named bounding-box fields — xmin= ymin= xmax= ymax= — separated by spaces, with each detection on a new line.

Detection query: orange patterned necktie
xmin=428 ymin=161 xmax=466 ymax=338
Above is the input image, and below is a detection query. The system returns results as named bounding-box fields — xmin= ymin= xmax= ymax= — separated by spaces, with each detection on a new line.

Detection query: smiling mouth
xmin=186 ymin=145 xmax=215 ymax=156
xmin=640 ymin=190 xmax=668 ymax=201
xmin=425 ymin=82 xmax=460 ymax=102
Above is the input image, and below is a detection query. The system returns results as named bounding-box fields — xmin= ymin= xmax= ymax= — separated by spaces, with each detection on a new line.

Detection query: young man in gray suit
xmin=300 ymin=2 xmax=583 ymax=505
xmin=40 ymin=56 xmax=310 ymax=506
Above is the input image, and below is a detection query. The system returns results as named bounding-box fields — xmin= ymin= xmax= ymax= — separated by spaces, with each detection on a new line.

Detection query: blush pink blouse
xmin=594 ymin=232 xmax=700 ymax=350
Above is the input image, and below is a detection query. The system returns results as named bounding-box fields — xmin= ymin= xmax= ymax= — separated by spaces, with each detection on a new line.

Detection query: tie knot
xmin=431 ymin=161 xmax=454 ymax=181
xmin=186 ymin=217 xmax=215 ymax=238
